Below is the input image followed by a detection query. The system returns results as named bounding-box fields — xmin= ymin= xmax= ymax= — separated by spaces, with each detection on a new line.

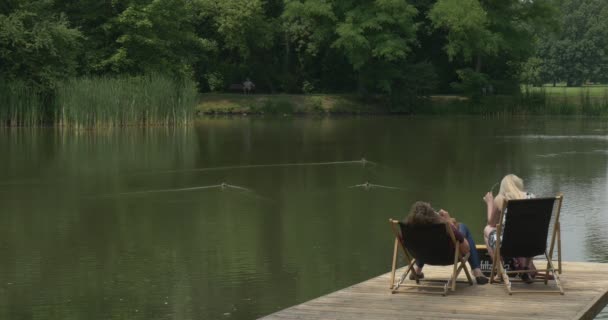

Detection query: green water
xmin=1 ymin=117 xmax=608 ymax=319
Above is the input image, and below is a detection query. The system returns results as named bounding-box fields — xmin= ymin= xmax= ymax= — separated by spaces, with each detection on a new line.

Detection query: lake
xmin=1 ymin=116 xmax=607 ymax=319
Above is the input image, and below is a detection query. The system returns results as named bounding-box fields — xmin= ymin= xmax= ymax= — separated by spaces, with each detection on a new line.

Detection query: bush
xmin=451 ymin=69 xmax=489 ymax=101
xmin=255 ymin=98 xmax=295 ymax=114
xmin=389 ymin=62 xmax=438 ymax=113
xmin=302 ymin=80 xmax=315 ymax=94
xmin=205 ymin=72 xmax=225 ymax=92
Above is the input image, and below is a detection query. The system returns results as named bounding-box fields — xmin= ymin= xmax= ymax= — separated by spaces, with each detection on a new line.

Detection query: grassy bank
xmin=1 ymin=75 xmax=197 ymax=128
xmin=198 ymin=91 xmax=608 ymax=116
xmin=197 ymin=93 xmax=385 ymax=115
xmin=526 ymin=85 xmax=608 ymax=97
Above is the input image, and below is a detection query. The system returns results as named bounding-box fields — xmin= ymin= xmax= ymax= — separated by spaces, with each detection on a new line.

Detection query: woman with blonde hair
xmin=483 ymin=174 xmax=536 ymax=283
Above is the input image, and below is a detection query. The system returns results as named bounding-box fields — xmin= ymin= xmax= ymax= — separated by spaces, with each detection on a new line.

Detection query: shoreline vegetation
xmin=4 ymin=1 xmax=608 ymax=127
xmin=1 ymin=75 xmax=197 ymax=128
xmin=197 ymin=86 xmax=608 ymax=117
xmin=3 ymin=81 xmax=608 ymax=128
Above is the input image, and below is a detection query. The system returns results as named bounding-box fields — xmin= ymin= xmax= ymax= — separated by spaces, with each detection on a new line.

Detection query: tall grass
xmin=421 ymin=89 xmax=608 ymax=116
xmin=56 ymin=74 xmax=197 ymax=128
xmin=0 ymin=81 xmax=47 ymax=127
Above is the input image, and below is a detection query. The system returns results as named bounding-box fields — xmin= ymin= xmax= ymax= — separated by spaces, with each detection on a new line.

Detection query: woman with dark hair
xmin=406 ymin=201 xmax=489 ymax=285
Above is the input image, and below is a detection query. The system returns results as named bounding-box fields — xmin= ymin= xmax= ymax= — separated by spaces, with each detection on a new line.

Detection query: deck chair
xmin=389 ymin=219 xmax=473 ymax=296
xmin=489 ymin=195 xmax=565 ymax=295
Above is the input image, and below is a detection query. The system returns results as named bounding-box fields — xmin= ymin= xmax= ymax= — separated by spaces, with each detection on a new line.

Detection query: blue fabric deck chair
xmin=489 ymin=195 xmax=565 ymax=295
xmin=389 ymin=219 xmax=473 ymax=296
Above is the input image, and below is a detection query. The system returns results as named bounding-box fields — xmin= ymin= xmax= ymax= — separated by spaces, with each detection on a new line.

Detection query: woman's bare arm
xmin=484 ymin=192 xmax=499 ymax=226
xmin=438 ymin=209 xmax=470 ymax=254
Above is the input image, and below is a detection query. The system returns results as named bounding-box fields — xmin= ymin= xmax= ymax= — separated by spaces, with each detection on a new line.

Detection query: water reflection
xmin=0 ymin=117 xmax=608 ymax=319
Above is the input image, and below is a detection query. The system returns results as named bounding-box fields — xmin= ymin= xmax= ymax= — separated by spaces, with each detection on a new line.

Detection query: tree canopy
xmin=535 ymin=0 xmax=608 ymax=86
xmin=0 ymin=0 xmax=586 ymax=97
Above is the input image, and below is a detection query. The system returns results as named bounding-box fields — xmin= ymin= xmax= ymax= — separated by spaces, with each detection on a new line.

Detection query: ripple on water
xmin=508 ymin=135 xmax=608 ymax=141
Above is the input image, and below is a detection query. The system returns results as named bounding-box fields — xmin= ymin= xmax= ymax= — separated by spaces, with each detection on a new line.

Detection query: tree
xmin=537 ymin=0 xmax=608 ymax=86
xmin=100 ymin=0 xmax=214 ymax=77
xmin=0 ymin=1 xmax=82 ymax=89
xmin=194 ymin=0 xmax=278 ymax=91
xmin=283 ymin=0 xmax=419 ymax=94
xmin=428 ymin=0 xmax=499 ymax=72
xmin=428 ymin=0 xmax=556 ymax=93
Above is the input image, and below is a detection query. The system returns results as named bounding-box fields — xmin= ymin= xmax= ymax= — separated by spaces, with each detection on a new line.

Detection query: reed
xmin=0 ymin=81 xmax=47 ymax=127
xmin=56 ymin=74 xmax=197 ymax=128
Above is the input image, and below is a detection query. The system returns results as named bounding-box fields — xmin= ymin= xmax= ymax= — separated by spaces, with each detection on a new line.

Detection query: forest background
xmin=2 ymin=0 xmax=608 ymax=125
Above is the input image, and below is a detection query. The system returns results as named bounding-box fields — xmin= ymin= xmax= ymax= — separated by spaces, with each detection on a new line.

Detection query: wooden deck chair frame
xmin=489 ymin=194 xmax=564 ymax=295
xmin=389 ymin=219 xmax=473 ymax=296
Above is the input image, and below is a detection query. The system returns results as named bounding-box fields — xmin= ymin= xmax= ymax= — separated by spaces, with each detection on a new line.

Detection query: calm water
xmin=1 ymin=117 xmax=608 ymax=319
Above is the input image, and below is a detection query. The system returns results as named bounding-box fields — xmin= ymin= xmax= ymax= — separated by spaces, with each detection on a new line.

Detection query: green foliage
xmin=256 ymin=98 xmax=295 ymax=114
xmin=332 ymin=0 xmax=418 ymax=70
xmin=389 ymin=62 xmax=438 ymax=112
xmin=0 ymin=3 xmax=82 ymax=89
xmin=202 ymin=0 xmax=274 ymax=58
xmin=204 ymin=72 xmax=225 ymax=92
xmin=100 ymin=0 xmax=212 ymax=77
xmin=6 ymin=0 xmax=605 ymax=123
xmin=283 ymin=0 xmax=419 ymax=95
xmin=429 ymin=0 xmax=557 ymax=93
xmin=536 ymin=0 xmax=608 ymax=86
xmin=451 ymin=69 xmax=489 ymax=100
xmin=429 ymin=0 xmax=499 ymax=63
xmin=283 ymin=0 xmax=336 ymax=58
xmin=309 ymin=96 xmax=324 ymax=112
xmin=520 ymin=57 xmax=543 ymax=87
xmin=302 ymin=80 xmax=315 ymax=94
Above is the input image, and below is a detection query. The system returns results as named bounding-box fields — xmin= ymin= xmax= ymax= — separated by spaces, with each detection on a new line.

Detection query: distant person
xmin=243 ymin=78 xmax=255 ymax=95
xmin=483 ymin=174 xmax=537 ymax=283
xmin=405 ymin=201 xmax=489 ymax=285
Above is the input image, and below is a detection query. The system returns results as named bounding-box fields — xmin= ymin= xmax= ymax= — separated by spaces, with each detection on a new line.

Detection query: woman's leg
xmin=459 ymin=224 xmax=481 ymax=270
xmin=409 ymin=259 xmax=424 ymax=280
xmin=484 ymin=225 xmax=496 ymax=258
xmin=459 ymin=223 xmax=488 ymax=283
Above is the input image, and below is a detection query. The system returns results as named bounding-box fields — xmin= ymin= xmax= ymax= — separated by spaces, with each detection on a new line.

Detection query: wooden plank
xmin=259 ymin=261 xmax=608 ymax=320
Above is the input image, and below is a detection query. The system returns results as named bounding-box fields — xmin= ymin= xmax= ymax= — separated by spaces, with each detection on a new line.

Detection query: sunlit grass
xmin=525 ymin=85 xmax=608 ymax=98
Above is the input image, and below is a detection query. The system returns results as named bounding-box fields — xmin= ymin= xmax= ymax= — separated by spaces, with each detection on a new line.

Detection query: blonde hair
xmin=494 ymin=174 xmax=526 ymax=211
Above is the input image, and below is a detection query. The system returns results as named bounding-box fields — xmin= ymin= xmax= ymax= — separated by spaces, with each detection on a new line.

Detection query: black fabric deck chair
xmin=389 ymin=219 xmax=473 ymax=296
xmin=489 ymin=195 xmax=564 ymax=295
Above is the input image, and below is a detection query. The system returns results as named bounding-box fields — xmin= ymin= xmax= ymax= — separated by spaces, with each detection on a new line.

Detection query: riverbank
xmin=196 ymin=93 xmax=389 ymax=115
xmin=197 ymin=93 xmax=473 ymax=115
xmin=4 ymin=87 xmax=608 ymax=128
xmin=197 ymin=92 xmax=608 ymax=116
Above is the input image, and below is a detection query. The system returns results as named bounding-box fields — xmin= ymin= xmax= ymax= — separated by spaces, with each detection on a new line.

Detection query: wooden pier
xmin=260 ymin=261 xmax=608 ymax=320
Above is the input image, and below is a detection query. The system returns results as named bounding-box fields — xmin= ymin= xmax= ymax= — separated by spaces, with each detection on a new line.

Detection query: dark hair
xmin=404 ymin=201 xmax=441 ymax=225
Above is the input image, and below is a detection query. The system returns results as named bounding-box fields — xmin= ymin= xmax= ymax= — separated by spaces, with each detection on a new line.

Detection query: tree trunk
xmin=475 ymin=55 xmax=483 ymax=73
xmin=357 ymin=72 xmax=366 ymax=96
xmin=283 ymin=33 xmax=290 ymax=81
